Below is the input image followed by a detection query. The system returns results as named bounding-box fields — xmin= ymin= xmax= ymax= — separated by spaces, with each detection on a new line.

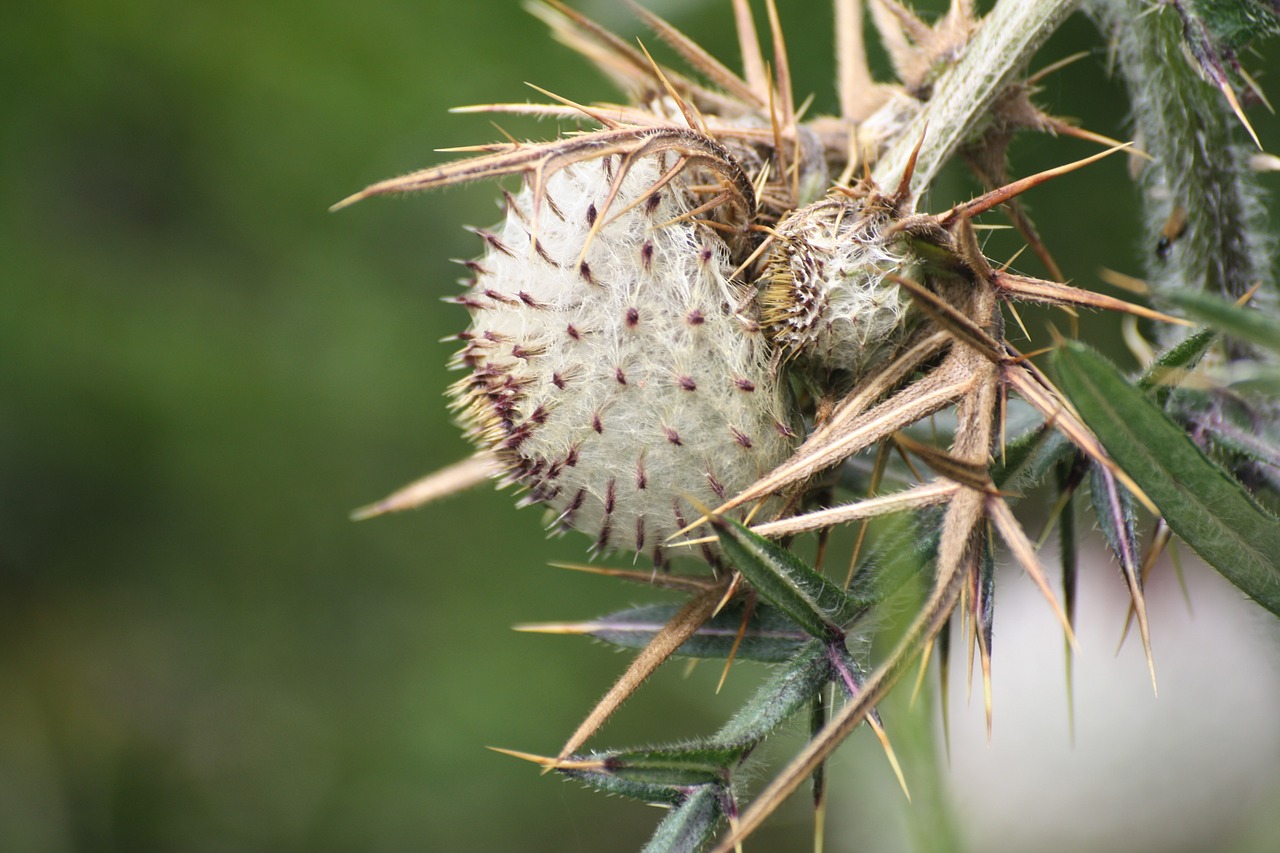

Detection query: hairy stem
xmin=1092 ymin=0 xmax=1273 ymax=341
xmin=873 ymin=0 xmax=1082 ymax=196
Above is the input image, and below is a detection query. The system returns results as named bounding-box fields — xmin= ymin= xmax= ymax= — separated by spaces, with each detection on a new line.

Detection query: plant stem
xmin=1091 ymin=0 xmax=1273 ymax=342
xmin=873 ymin=0 xmax=1083 ymax=197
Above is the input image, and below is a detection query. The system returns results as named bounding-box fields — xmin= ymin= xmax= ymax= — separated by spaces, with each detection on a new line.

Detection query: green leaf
xmin=1052 ymin=341 xmax=1280 ymax=616
xmin=595 ymin=745 xmax=740 ymax=785
xmin=581 ymin=602 xmax=813 ymax=663
xmin=556 ymin=764 xmax=687 ymax=805
xmin=709 ymin=514 xmax=857 ymax=639
xmin=1089 ymin=463 xmax=1141 ymax=578
xmin=1138 ymin=328 xmax=1217 ymax=387
xmin=808 ymin=690 xmax=827 ymax=810
xmin=1164 ymin=291 xmax=1280 ymax=355
xmin=642 ymin=786 xmax=723 ymax=853
xmin=1187 ymin=0 xmax=1280 ymax=52
xmin=991 ymin=423 xmax=1070 ymax=494
xmin=992 ymin=329 xmax=1218 ymax=494
xmin=559 ymin=745 xmax=740 ymax=803
xmin=711 ymin=642 xmax=832 ymax=747
xmin=1138 ymin=327 xmax=1217 ymax=407
xmin=975 ymin=537 xmax=996 ymax=660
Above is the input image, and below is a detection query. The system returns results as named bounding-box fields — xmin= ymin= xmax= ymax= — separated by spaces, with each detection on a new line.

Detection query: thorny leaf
xmin=517 ymin=601 xmax=813 ymax=663
xmin=708 ymin=513 xmax=860 ymax=639
xmin=1002 ymin=358 xmax=1155 ymax=514
xmin=715 ymin=488 xmax=986 ymax=853
xmin=1188 ymin=0 xmax=1280 ymax=51
xmin=936 ymin=611 xmax=953 ymax=760
xmin=572 ymin=744 xmax=740 ymax=791
xmin=1172 ymin=0 xmax=1279 ymax=146
xmin=808 ymin=687 xmax=829 ymax=847
xmin=987 ymin=327 xmax=1218 ymax=499
xmin=1052 ymin=341 xmax=1280 ymax=616
xmin=1089 ymin=462 xmax=1157 ymax=693
xmin=827 ymin=639 xmax=912 ymax=800
xmin=501 ymin=745 xmax=733 ymax=804
xmin=714 ymin=328 xmax=1002 ymax=852
xmin=642 ymin=786 xmax=725 ymax=853
xmin=710 ymin=640 xmax=833 ymax=747
xmin=845 ymin=509 xmax=943 ymax=611
xmin=1139 ymin=328 xmax=1218 ymax=406
xmin=517 ymin=643 xmax=839 ymax=837
xmin=991 ymin=423 xmax=1071 ymax=494
xmin=969 ymin=537 xmax=996 ymax=737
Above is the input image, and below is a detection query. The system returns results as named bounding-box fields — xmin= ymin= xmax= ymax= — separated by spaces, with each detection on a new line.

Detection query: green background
xmin=3 ymin=1 xmax=1278 ymax=850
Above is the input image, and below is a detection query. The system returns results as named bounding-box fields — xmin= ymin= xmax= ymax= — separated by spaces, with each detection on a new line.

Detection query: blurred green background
xmin=3 ymin=1 xmax=1279 ymax=851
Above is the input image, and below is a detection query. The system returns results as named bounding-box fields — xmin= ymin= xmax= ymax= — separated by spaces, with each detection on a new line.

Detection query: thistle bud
xmin=451 ymin=155 xmax=800 ymax=564
xmin=759 ymin=196 xmax=915 ymax=379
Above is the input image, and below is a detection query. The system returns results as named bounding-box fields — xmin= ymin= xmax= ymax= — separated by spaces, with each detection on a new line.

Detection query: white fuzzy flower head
xmin=451 ymin=154 xmax=800 ymax=566
xmin=759 ymin=196 xmax=915 ymax=379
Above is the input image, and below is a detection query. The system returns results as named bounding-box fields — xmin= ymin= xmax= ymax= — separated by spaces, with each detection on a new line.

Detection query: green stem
xmin=873 ymin=0 xmax=1082 ymax=197
xmin=1092 ymin=0 xmax=1272 ymax=345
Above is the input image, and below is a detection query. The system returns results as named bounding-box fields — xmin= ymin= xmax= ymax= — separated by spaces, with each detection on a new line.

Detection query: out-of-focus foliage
xmin=2 ymin=1 xmax=1279 ymax=851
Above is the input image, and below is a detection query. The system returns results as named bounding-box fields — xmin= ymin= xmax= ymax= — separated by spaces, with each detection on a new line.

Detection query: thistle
xmin=337 ymin=1 xmax=1280 ymax=850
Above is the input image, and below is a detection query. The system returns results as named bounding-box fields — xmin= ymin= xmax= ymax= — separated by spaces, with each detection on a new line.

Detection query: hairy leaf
xmin=558 ymin=744 xmax=738 ymax=804
xmin=1164 ymin=291 xmax=1280 ymax=355
xmin=1089 ymin=463 xmax=1141 ymax=574
xmin=991 ymin=423 xmax=1070 ymax=493
xmin=642 ymin=786 xmax=723 ymax=853
xmin=1052 ymin=341 xmax=1280 ymax=616
xmin=1139 ymin=327 xmax=1218 ymax=407
xmin=711 ymin=642 xmax=832 ymax=747
xmin=570 ymin=602 xmax=813 ymax=663
xmin=1185 ymin=0 xmax=1280 ymax=53
xmin=709 ymin=514 xmax=858 ymax=639
xmin=991 ymin=328 xmax=1219 ymax=496
xmin=1090 ymin=461 xmax=1157 ymax=689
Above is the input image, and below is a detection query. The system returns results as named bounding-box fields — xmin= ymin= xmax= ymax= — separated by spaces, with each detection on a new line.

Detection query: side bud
xmin=759 ymin=197 xmax=915 ymax=379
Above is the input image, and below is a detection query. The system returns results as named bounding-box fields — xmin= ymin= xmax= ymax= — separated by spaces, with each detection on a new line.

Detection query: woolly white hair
xmin=451 ymin=155 xmax=799 ymax=565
